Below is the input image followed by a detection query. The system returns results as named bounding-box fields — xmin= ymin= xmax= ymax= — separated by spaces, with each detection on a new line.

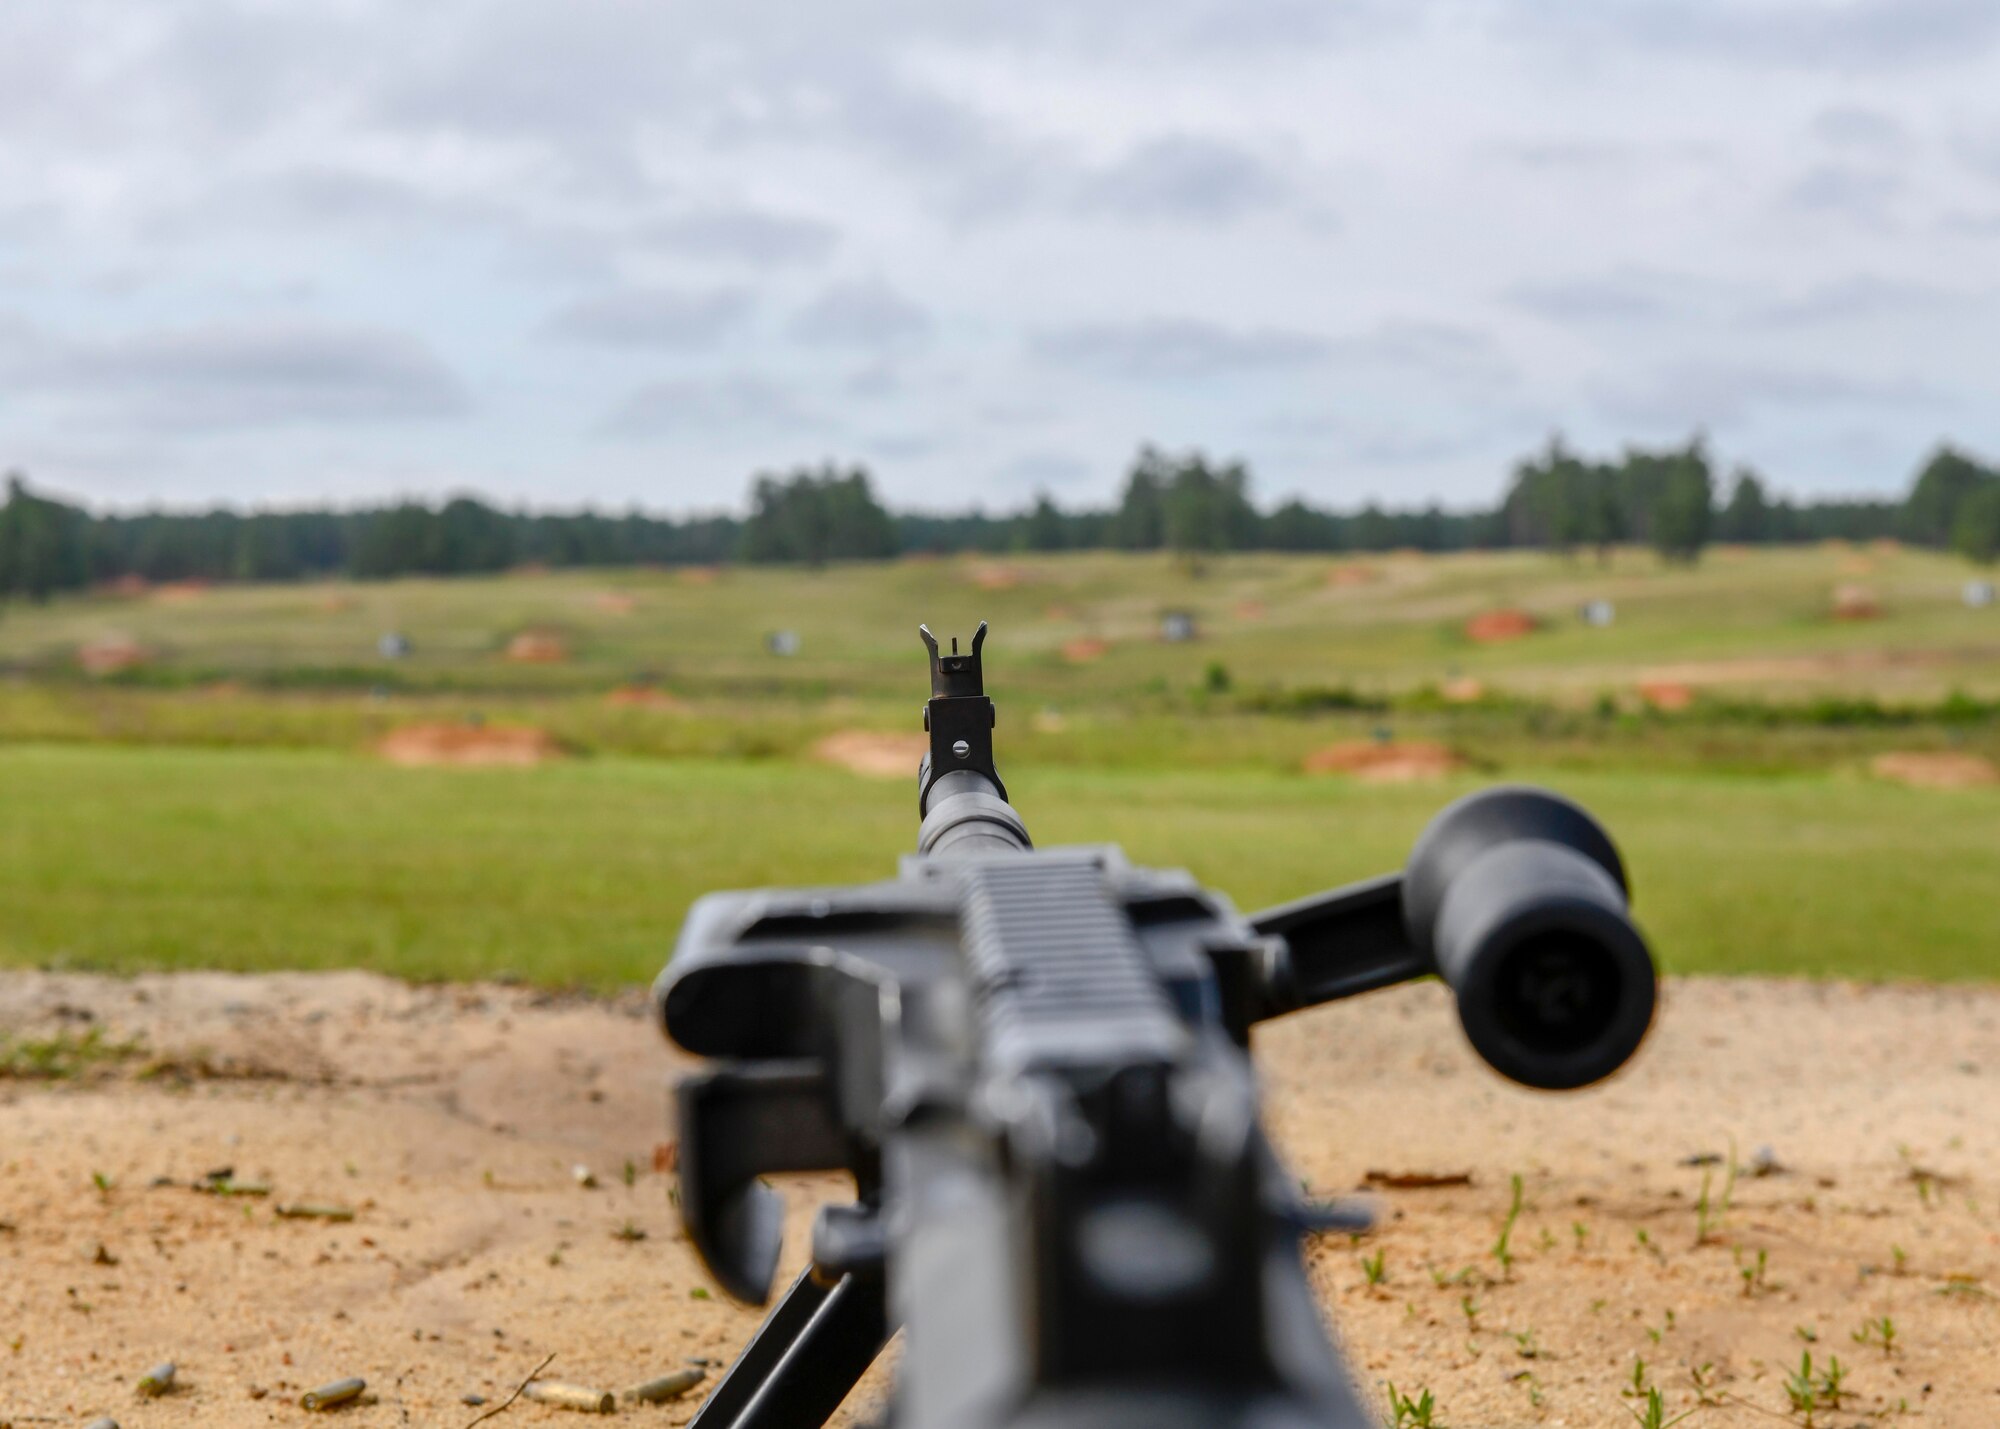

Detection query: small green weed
xmin=1737 ymin=1246 xmax=1770 ymax=1297
xmin=1695 ymin=1140 xmax=1737 ymax=1245
xmin=1851 ymin=1315 xmax=1896 ymax=1356
xmin=0 ymin=1027 xmax=142 ymax=1080
xmin=1783 ymin=1352 xmax=1849 ymax=1424
xmin=1625 ymin=1386 xmax=1698 ymax=1428
xmin=1623 ymin=1356 xmax=1651 ymax=1399
xmin=1385 ymin=1383 xmax=1442 ymax=1427
xmin=1492 ymin=1173 xmax=1524 ymax=1278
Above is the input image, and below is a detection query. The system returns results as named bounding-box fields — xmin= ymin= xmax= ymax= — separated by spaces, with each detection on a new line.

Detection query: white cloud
xmin=0 ymin=317 xmax=468 ymax=431
xmin=599 ymin=375 xmax=823 ymax=440
xmin=0 ymin=0 xmax=1994 ymax=510
xmin=1031 ymin=319 xmax=1327 ymax=379
xmin=790 ymin=281 xmax=933 ymax=350
xmin=542 ymin=287 xmax=753 ymax=349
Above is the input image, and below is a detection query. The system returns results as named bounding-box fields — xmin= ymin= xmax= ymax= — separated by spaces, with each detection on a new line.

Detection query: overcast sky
xmin=2 ymin=1 xmax=1998 ymax=516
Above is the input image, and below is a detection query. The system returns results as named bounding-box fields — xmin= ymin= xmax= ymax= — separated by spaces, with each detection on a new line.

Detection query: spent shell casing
xmin=136 ymin=1362 xmax=176 ymax=1396
xmin=275 ymin=1203 xmax=356 ymax=1222
xmin=621 ymin=1366 xmax=706 ymax=1403
xmin=87 ymin=1418 xmax=120 ymax=1429
xmin=522 ymin=1380 xmax=616 ymax=1413
xmin=300 ymin=1377 xmax=367 ymax=1410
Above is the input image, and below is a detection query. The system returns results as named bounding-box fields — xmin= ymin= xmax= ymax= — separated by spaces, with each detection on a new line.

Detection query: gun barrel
xmin=916 ymin=768 xmax=1032 ymax=857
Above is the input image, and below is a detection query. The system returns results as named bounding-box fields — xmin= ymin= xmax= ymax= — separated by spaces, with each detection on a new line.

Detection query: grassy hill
xmin=1 ymin=543 xmax=1996 ymax=703
xmin=0 ymin=544 xmax=1994 ymax=984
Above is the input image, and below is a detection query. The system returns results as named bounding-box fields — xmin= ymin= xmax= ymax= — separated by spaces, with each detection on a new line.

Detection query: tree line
xmin=3 ymin=440 xmax=1999 ymax=600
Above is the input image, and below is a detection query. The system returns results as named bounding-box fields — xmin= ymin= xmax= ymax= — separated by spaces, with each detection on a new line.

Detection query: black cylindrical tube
xmin=1404 ymin=786 xmax=1655 ymax=1090
xmin=918 ymin=769 xmax=1032 ymax=859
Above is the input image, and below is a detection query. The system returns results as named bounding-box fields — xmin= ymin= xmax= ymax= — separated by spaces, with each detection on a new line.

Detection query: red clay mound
xmin=1831 ymin=584 xmax=1881 ymax=620
xmin=76 ymin=636 xmax=149 ymax=676
xmin=1326 ymin=564 xmax=1378 ymax=588
xmin=1303 ymin=741 xmax=1465 ymax=783
xmin=1061 ymin=637 xmax=1111 ymax=663
xmin=1464 ymin=609 xmax=1536 ymax=643
xmin=591 ymin=592 xmax=637 ymax=615
xmin=99 ymin=573 xmax=151 ymax=598
xmin=678 ymin=566 xmax=720 ymax=586
xmin=1233 ymin=599 xmax=1267 ymax=620
xmin=505 ymin=631 xmax=570 ymax=663
xmin=314 ymin=592 xmax=355 ymax=614
xmin=605 ymin=686 xmax=684 ymax=712
xmin=966 ymin=562 xmax=1024 ymax=591
xmin=1638 ymin=679 xmax=1695 ymax=712
xmin=1439 ymin=676 xmax=1487 ymax=703
xmin=151 ymin=579 xmax=211 ymax=603
xmin=1870 ymin=752 xmax=1998 ymax=790
xmin=813 ymin=730 xmax=927 ymax=779
xmin=377 ymin=723 xmax=562 ymax=767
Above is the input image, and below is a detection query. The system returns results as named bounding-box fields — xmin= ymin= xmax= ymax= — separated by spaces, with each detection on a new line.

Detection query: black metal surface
xmin=918 ymin=622 xmax=1006 ymax=814
xmin=655 ymin=622 xmax=1657 ymax=1429
xmin=685 ymin=1265 xmax=890 ymax=1429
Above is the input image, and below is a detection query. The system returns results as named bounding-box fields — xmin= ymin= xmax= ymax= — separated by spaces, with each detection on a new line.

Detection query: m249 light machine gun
xmin=655 ymin=623 xmax=1656 ymax=1429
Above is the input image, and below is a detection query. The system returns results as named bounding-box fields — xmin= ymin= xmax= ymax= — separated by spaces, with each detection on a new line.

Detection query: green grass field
xmin=0 ymin=546 xmax=1995 ymax=986
xmin=0 ymin=744 xmax=1992 ymax=985
xmin=3 ymin=543 xmax=1997 ymax=704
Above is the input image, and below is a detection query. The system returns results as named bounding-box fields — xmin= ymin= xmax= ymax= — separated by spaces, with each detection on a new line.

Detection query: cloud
xmin=207 ymin=168 xmax=484 ymax=234
xmin=1950 ymin=125 xmax=2000 ymax=184
xmin=1491 ymin=140 xmax=1643 ymax=173
xmin=1325 ymin=321 xmax=1517 ymax=389
xmin=0 ymin=0 xmax=1992 ymax=508
xmin=1941 ymin=208 xmax=2000 ymax=235
xmin=598 ymin=375 xmax=820 ymax=439
xmin=1811 ymin=106 xmax=1909 ymax=150
xmin=1504 ymin=0 xmax=2000 ymax=71
xmin=1750 ymin=276 xmax=1956 ymax=327
xmin=1077 ymin=136 xmax=1288 ymax=221
xmin=643 ymin=208 xmax=840 ymax=267
xmin=1593 ymin=364 xmax=1948 ymax=429
xmin=1508 ymin=271 xmax=1685 ymax=324
xmin=991 ymin=451 xmax=1094 ymax=494
xmin=1784 ymin=163 xmax=1904 ymax=224
xmin=0 ymin=318 xmax=468 ymax=431
xmin=541 ymin=286 xmax=752 ymax=348
xmin=1031 ymin=318 xmax=1327 ymax=379
xmin=790 ymin=280 xmax=933 ymax=350
xmin=862 ymin=431 xmax=942 ymax=459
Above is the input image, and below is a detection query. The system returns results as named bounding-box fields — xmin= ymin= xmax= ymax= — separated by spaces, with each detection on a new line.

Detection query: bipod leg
xmin=687 ymin=1264 xmax=889 ymax=1429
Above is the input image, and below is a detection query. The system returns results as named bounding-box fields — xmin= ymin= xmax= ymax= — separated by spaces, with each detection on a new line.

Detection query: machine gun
xmin=655 ymin=623 xmax=1656 ymax=1429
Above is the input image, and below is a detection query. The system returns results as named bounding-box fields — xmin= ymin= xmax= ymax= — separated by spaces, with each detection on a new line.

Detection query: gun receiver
xmin=655 ymin=624 xmax=1656 ymax=1429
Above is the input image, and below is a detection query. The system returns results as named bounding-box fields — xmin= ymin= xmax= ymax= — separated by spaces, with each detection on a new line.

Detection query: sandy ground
xmin=3 ymin=972 xmax=1997 ymax=1428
